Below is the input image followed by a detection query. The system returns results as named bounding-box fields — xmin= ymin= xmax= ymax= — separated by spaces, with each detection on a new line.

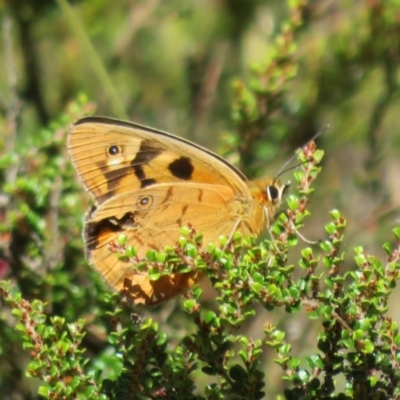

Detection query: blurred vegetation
xmin=0 ymin=0 xmax=400 ymax=399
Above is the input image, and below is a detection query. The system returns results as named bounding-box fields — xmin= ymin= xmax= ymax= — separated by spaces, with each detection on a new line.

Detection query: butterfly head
xmin=261 ymin=179 xmax=290 ymax=227
xmin=248 ymin=178 xmax=289 ymax=212
xmin=265 ymin=179 xmax=290 ymax=206
xmin=247 ymin=178 xmax=289 ymax=229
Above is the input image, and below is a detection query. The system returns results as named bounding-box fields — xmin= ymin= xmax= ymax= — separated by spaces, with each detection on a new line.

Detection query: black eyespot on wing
xmin=168 ymin=157 xmax=194 ymax=180
xmin=136 ymin=195 xmax=153 ymax=209
xmin=108 ymin=145 xmax=121 ymax=156
xmin=267 ymin=185 xmax=279 ymax=200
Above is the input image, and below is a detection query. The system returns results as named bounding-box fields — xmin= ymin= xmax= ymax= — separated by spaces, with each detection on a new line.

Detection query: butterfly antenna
xmin=273 ymin=124 xmax=330 ymax=183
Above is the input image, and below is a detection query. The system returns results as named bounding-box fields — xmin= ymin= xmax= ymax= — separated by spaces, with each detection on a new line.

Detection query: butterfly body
xmin=68 ymin=117 xmax=288 ymax=305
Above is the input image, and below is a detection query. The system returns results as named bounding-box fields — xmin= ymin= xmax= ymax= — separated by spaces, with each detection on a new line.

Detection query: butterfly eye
xmin=266 ymin=185 xmax=279 ymax=200
xmin=108 ymin=145 xmax=122 ymax=156
xmin=137 ymin=195 xmax=153 ymax=209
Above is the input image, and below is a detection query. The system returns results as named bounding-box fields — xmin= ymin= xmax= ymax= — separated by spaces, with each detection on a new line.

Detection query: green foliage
xmin=1 ymin=1 xmax=400 ymax=399
xmin=1 ymin=281 xmax=106 ymax=399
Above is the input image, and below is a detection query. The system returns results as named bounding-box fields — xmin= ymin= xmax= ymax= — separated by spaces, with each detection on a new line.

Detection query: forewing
xmin=68 ymin=116 xmax=250 ymax=205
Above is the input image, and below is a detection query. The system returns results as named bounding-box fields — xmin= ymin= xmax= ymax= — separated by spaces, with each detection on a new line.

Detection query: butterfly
xmin=68 ymin=117 xmax=289 ymax=305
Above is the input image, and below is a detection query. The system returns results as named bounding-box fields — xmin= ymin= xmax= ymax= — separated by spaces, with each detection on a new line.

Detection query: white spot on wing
xmin=107 ymin=158 xmax=123 ymax=166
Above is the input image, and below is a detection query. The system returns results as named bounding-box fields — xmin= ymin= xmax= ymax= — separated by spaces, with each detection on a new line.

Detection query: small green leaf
xmin=204 ymin=311 xmax=216 ymax=324
xmin=148 ymin=268 xmax=160 ymax=281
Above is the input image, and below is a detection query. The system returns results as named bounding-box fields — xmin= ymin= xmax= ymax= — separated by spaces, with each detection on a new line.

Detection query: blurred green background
xmin=1 ymin=0 xmax=399 ymax=398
